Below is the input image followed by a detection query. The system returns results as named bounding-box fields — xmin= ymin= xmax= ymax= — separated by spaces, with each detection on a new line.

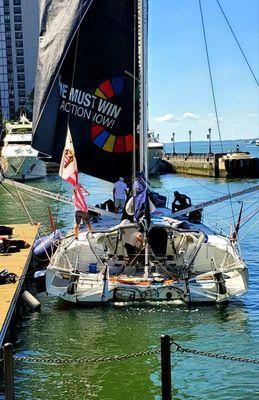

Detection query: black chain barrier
xmin=1 ymin=340 xmax=258 ymax=366
xmin=170 ymin=339 xmax=259 ymax=364
xmin=12 ymin=348 xmax=161 ymax=365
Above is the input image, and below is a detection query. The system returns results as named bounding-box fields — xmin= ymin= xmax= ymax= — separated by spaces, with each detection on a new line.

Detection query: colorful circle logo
xmin=91 ymin=77 xmax=134 ymax=153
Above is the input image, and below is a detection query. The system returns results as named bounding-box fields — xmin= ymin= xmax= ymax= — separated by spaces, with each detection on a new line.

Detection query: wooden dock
xmin=0 ymin=224 xmax=39 ymax=347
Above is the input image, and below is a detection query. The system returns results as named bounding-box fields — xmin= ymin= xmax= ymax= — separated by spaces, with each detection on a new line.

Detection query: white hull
xmin=46 ymin=266 xmax=247 ymax=305
xmin=46 ymin=267 xmax=113 ymax=304
xmin=45 ymin=218 xmax=248 ymax=305
xmin=2 ymin=116 xmax=47 ymax=181
xmin=2 ymin=155 xmax=46 ymax=181
xmin=148 ymin=144 xmax=164 ymax=174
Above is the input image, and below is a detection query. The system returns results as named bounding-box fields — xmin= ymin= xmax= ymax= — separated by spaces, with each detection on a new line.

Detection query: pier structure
xmin=0 ymin=224 xmax=39 ymax=347
xmin=164 ymin=151 xmax=259 ymax=178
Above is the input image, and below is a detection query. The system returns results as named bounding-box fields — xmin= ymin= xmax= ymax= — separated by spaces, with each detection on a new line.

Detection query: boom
xmin=171 ymin=184 xmax=259 ymax=218
xmin=1 ymin=178 xmax=119 ymax=219
xmin=1 ymin=176 xmax=259 ymax=220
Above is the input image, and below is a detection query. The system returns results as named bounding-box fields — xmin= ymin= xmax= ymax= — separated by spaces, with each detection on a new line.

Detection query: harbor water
xmin=0 ymin=140 xmax=259 ymax=399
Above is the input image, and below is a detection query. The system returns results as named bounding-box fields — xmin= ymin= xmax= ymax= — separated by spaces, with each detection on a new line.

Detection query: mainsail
xmin=32 ymin=0 xmax=140 ymax=182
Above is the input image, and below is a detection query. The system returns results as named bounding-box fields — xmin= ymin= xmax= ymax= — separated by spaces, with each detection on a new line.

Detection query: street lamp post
xmin=207 ymin=128 xmax=212 ymax=155
xmin=171 ymin=132 xmax=176 ymax=155
xmin=189 ymin=130 xmax=192 ymax=155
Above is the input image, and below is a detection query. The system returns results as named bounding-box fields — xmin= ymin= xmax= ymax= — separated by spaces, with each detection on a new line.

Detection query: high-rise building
xmin=0 ymin=0 xmax=39 ymax=120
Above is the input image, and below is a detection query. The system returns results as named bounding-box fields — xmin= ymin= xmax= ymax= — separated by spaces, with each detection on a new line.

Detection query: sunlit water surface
xmin=0 ymin=140 xmax=258 ymax=399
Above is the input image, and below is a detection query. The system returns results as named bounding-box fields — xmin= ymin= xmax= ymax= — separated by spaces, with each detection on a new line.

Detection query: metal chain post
xmin=3 ymin=343 xmax=14 ymax=400
xmin=161 ymin=335 xmax=172 ymax=400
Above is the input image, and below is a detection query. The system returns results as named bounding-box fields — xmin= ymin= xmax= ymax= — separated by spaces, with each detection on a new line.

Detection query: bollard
xmin=161 ymin=335 xmax=172 ymax=400
xmin=3 ymin=343 xmax=14 ymax=400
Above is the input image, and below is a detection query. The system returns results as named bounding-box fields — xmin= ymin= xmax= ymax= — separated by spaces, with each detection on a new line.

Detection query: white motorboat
xmin=1 ymin=115 xmax=46 ymax=181
xmin=148 ymin=130 xmax=164 ymax=175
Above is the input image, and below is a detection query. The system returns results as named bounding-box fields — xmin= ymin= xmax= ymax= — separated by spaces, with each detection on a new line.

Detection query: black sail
xmin=32 ymin=0 xmax=139 ymax=182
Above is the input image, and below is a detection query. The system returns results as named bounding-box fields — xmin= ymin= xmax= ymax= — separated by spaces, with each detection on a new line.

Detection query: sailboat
xmin=31 ymin=0 xmax=248 ymax=304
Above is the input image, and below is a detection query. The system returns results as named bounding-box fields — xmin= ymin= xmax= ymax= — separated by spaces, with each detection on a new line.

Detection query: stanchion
xmin=161 ymin=335 xmax=172 ymax=400
xmin=3 ymin=343 xmax=14 ymax=400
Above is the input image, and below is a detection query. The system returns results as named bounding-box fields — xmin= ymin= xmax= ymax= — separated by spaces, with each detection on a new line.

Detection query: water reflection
xmin=0 ymin=167 xmax=258 ymax=399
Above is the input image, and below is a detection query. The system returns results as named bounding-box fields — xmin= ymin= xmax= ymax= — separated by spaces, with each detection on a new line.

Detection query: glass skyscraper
xmin=0 ymin=0 xmax=39 ymax=120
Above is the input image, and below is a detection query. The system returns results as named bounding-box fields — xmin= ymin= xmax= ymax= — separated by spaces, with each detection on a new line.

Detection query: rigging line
xmin=0 ymin=182 xmax=55 ymax=217
xmin=67 ymin=4 xmax=82 ymax=126
xmin=0 ymin=183 xmax=29 ymax=240
xmin=0 ymin=182 xmax=35 ymax=227
xmin=56 ymin=3 xmax=83 ymax=227
xmin=229 ymin=200 xmax=258 ymax=220
xmin=8 ymin=155 xmax=27 ymax=179
xmin=157 ymin=182 xmax=172 ymax=199
xmin=54 ymin=177 xmax=64 ymax=231
xmin=205 ymin=205 xmax=258 ymax=223
xmin=13 ymin=183 xmax=36 ymax=226
xmin=204 ymin=193 xmax=258 ymax=217
xmin=240 ymin=207 xmax=259 ymax=228
xmin=239 ymin=215 xmax=259 ymax=242
xmin=11 ymin=183 xmax=55 ymax=212
xmin=189 ymin=177 xmax=229 ymax=196
xmin=0 ymin=182 xmax=49 ymax=236
xmin=204 ymin=202 xmax=236 ymax=216
xmin=198 ymin=0 xmax=235 ymax=227
xmin=216 ymin=0 xmax=259 ymax=87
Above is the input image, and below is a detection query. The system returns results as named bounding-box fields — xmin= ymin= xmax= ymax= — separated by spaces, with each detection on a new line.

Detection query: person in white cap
xmin=113 ymin=177 xmax=128 ymax=213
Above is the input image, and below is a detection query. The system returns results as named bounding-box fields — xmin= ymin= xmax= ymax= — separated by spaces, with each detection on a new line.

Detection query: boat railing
xmin=185 ymin=232 xmax=205 ymax=266
xmin=164 ymin=152 xmax=216 ymax=161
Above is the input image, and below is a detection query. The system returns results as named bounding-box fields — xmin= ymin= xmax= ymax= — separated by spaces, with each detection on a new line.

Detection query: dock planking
xmin=0 ymin=224 xmax=39 ymax=347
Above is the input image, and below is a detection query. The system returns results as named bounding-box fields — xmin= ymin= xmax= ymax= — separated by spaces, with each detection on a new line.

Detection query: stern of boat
xmin=46 ymin=264 xmax=113 ymax=304
xmin=223 ymin=261 xmax=249 ymax=298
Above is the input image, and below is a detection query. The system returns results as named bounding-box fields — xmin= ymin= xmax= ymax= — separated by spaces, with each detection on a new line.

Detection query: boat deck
xmin=0 ymin=224 xmax=39 ymax=347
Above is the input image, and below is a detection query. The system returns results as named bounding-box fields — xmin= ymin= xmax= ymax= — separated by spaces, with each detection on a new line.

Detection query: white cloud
xmin=181 ymin=112 xmax=199 ymax=120
xmin=198 ymin=113 xmax=224 ymax=125
xmin=207 ymin=113 xmax=224 ymax=122
xmin=155 ymin=113 xmax=177 ymax=123
xmin=245 ymin=113 xmax=257 ymax=119
xmin=154 ymin=111 xmax=224 ymax=129
xmin=155 ymin=112 xmax=200 ymax=124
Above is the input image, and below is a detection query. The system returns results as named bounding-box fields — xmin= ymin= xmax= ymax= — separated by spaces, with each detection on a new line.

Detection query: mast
xmin=138 ymin=0 xmax=148 ymax=178
xmin=138 ymin=0 xmax=149 ymax=279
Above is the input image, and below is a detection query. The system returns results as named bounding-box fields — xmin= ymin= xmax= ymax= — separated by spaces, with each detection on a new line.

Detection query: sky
xmin=148 ymin=0 xmax=259 ymax=142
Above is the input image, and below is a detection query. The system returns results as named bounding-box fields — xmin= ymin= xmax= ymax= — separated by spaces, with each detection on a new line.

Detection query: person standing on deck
xmin=113 ymin=177 xmax=128 ymax=213
xmin=73 ymin=185 xmax=92 ymax=239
